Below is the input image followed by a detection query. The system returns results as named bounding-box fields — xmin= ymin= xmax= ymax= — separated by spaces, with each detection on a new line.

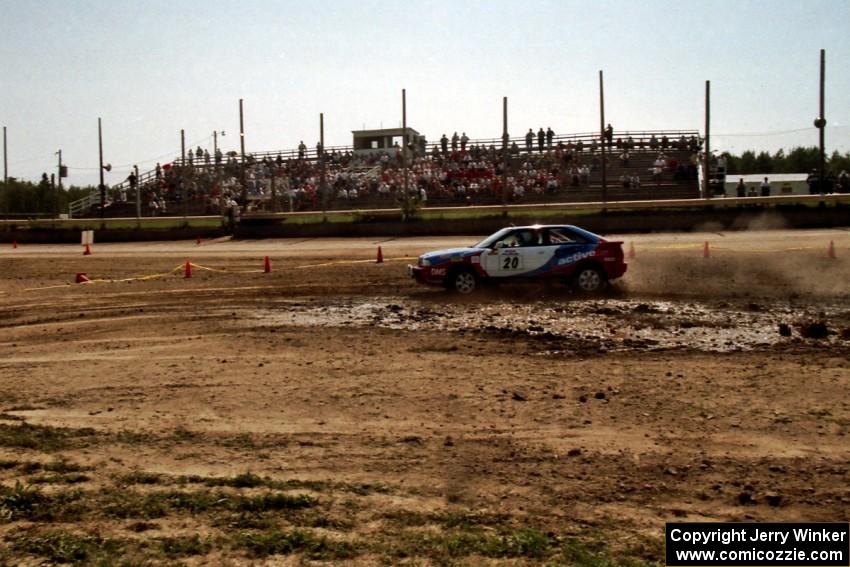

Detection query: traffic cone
xmin=627 ymin=242 xmax=635 ymax=259
xmin=703 ymin=241 xmax=710 ymax=258
xmin=263 ymin=256 xmax=271 ymax=273
xmin=12 ymin=240 xmax=17 ymax=249
xmin=83 ymin=243 xmax=92 ymax=256
xmin=827 ymin=240 xmax=836 ymax=259
xmin=184 ymin=260 xmax=192 ymax=278
xmin=376 ymin=246 xmax=384 ymax=264
xmin=75 ymin=273 xmax=91 ymax=284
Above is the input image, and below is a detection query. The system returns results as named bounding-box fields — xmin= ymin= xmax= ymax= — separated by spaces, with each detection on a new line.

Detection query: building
xmin=723 ymin=173 xmax=810 ymax=197
xmin=351 ymin=127 xmax=425 ymax=156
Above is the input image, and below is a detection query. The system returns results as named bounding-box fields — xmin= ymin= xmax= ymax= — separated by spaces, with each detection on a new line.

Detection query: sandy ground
xmin=1 ymin=228 xmax=849 ymax=566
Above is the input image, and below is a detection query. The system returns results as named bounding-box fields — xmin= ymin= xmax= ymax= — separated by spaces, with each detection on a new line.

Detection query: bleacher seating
xmin=70 ymin=131 xmax=701 ymax=217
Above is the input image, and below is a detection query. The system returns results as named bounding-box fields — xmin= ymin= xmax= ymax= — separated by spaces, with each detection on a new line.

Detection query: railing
xmin=68 ymin=191 xmax=102 ymax=218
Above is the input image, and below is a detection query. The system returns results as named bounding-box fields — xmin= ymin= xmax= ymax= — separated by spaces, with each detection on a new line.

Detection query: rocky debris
xmin=737 ymin=491 xmax=755 ymax=505
xmin=443 ymin=436 xmax=454 ymax=447
xmin=552 ymin=393 xmax=565 ymax=400
xmin=841 ymin=327 xmax=850 ymax=340
xmin=578 ymin=395 xmax=588 ymax=403
xmin=594 ymin=391 xmax=607 ymax=400
xmin=511 ymin=392 xmax=527 ymax=402
xmin=764 ymin=492 xmax=783 ymax=507
xmin=799 ymin=321 xmax=829 ymax=339
xmin=778 ymin=323 xmax=792 ymax=337
xmin=567 ymin=448 xmax=582 ymax=457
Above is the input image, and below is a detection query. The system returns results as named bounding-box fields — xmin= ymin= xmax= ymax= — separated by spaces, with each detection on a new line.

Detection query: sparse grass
xmin=0 ymin=422 xmax=96 ymax=452
xmin=27 ymin=472 xmax=90 ymax=485
xmin=9 ymin=530 xmax=126 ymax=564
xmin=157 ymin=534 xmax=214 ymax=558
xmin=233 ymin=529 xmax=357 ymax=560
xmin=0 ymin=482 xmax=84 ymax=522
xmin=387 ymin=527 xmax=551 ymax=561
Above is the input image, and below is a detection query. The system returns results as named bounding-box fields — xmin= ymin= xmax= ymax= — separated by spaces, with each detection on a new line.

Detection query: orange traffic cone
xmin=75 ymin=272 xmax=91 ymax=284
xmin=184 ymin=260 xmax=192 ymax=278
xmin=703 ymin=241 xmax=710 ymax=258
xmin=263 ymin=256 xmax=272 ymax=273
xmin=12 ymin=240 xmax=17 ymax=249
xmin=827 ymin=240 xmax=836 ymax=259
xmin=83 ymin=243 xmax=92 ymax=256
xmin=627 ymin=242 xmax=635 ymax=260
xmin=376 ymin=246 xmax=384 ymax=264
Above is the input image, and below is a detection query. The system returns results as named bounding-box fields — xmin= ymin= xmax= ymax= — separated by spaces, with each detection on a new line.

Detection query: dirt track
xmin=1 ymin=229 xmax=849 ymax=565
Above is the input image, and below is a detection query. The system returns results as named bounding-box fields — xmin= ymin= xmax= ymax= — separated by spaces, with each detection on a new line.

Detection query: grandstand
xmin=69 ymin=129 xmax=702 ymax=218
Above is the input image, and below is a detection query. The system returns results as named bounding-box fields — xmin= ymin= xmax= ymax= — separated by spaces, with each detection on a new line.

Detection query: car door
xmin=482 ymin=228 xmax=544 ymax=278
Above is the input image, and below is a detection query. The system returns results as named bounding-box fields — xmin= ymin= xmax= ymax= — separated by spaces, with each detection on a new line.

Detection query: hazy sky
xmin=2 ymin=0 xmax=849 ymax=186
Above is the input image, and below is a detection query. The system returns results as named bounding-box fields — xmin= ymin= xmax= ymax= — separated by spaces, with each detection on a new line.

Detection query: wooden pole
xmin=502 ymin=96 xmax=508 ymax=210
xmin=704 ymin=80 xmax=711 ymax=199
xmin=599 ymin=71 xmax=607 ymax=203
xmin=98 ymin=118 xmax=105 ymax=219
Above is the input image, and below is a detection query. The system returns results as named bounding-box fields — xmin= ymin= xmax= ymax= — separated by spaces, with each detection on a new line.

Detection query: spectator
xmin=451 ymin=132 xmax=459 ymax=151
xmin=661 ymin=135 xmax=669 ymax=149
xmin=215 ymin=148 xmax=222 ymax=165
xmin=839 ymin=170 xmax=850 ymax=193
xmin=649 ymin=135 xmax=659 ymax=150
xmin=537 ymin=128 xmax=545 ymax=152
xmin=298 ymin=141 xmax=307 ymax=159
xmin=619 ymin=150 xmax=630 ymax=167
xmin=619 ymin=173 xmax=630 ymax=188
xmin=525 ymin=129 xmax=533 ymax=151
xmin=546 ymin=127 xmax=554 ymax=148
xmin=735 ymin=178 xmax=746 ymax=197
xmin=204 ymin=149 xmax=211 ymax=164
xmin=460 ymin=132 xmax=469 ymax=151
xmin=760 ymin=177 xmax=771 ymax=197
xmin=440 ymin=134 xmax=448 ymax=154
xmin=604 ymin=123 xmax=613 ymax=146
xmin=630 ymin=175 xmax=641 ymax=190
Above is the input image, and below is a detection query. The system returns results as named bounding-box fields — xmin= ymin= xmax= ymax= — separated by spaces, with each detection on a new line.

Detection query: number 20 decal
xmin=502 ymin=256 xmax=521 ymax=270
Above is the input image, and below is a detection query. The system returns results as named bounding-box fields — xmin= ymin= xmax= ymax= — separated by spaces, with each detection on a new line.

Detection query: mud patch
xmin=238 ymin=298 xmax=850 ymax=354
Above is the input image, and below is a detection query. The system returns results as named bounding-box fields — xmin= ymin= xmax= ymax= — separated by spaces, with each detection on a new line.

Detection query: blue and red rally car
xmin=408 ymin=225 xmax=627 ymax=294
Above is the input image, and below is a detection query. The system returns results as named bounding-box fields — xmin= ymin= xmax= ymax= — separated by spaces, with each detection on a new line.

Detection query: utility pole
xmin=502 ymin=96 xmax=508 ymax=210
xmin=56 ymin=150 xmax=63 ymax=217
xmin=134 ymin=165 xmax=140 ymax=219
xmin=816 ymin=48 xmax=826 ymax=192
xmin=704 ymin=80 xmax=711 ymax=199
xmin=214 ymin=130 xmax=218 ymax=155
xmin=599 ymin=70 xmax=607 ymax=203
xmin=2 ymin=126 xmax=7 ymax=185
xmin=320 ymin=112 xmax=326 ymax=215
xmin=181 ymin=129 xmax=186 ymax=165
xmin=239 ymin=98 xmax=247 ymax=203
xmin=98 ymin=118 xmax=105 ymax=219
xmin=402 ymin=89 xmax=408 ymax=215
xmin=239 ymin=99 xmax=246 ymax=160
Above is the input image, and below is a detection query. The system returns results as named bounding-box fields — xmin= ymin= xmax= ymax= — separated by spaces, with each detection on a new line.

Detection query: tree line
xmin=0 ymin=175 xmax=95 ymax=217
xmin=721 ymin=146 xmax=850 ymax=176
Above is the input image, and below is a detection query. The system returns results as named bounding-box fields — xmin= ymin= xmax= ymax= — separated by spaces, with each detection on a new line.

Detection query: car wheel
xmin=448 ymin=269 xmax=477 ymax=294
xmin=574 ymin=266 xmax=606 ymax=293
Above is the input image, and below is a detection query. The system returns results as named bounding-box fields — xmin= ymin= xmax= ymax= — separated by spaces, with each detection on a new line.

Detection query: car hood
xmin=420 ymin=247 xmax=483 ymax=264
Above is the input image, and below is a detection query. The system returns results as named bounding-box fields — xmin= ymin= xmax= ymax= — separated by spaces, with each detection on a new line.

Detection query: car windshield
xmin=472 ymin=228 xmax=513 ymax=249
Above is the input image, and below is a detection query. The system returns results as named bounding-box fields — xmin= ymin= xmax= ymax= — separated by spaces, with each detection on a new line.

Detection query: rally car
xmin=408 ymin=225 xmax=627 ymax=294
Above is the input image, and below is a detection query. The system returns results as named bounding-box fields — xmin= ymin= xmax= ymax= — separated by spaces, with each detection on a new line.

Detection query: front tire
xmin=447 ymin=268 xmax=478 ymax=294
xmin=573 ymin=266 xmax=606 ymax=293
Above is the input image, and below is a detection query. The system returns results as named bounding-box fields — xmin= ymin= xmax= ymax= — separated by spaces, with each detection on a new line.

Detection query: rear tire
xmin=573 ymin=265 xmax=606 ymax=293
xmin=447 ymin=268 xmax=478 ymax=294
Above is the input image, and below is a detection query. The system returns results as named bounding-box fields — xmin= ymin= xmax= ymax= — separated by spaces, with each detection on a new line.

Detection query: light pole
xmin=213 ymin=130 xmax=225 ymax=155
xmin=2 ymin=126 xmax=7 ymax=185
xmin=98 ymin=118 xmax=105 ymax=218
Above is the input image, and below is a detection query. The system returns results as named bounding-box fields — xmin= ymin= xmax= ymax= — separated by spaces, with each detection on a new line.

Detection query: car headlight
xmin=419 ymin=257 xmax=431 ymax=267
